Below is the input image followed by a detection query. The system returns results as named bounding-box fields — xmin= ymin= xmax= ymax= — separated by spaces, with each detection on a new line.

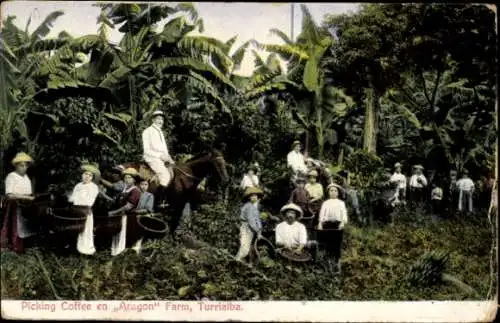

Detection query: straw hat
xmin=308 ymin=170 xmax=318 ymax=177
xmin=151 ymin=110 xmax=165 ymax=119
xmin=122 ymin=167 xmax=140 ymax=178
xmin=394 ymin=162 xmax=402 ymax=168
xmin=327 ymin=183 xmax=343 ymax=192
xmin=413 ymin=164 xmax=424 ymax=170
xmin=291 ymin=140 xmax=301 ymax=148
xmin=280 ymin=203 xmax=303 ymax=217
xmin=81 ymin=164 xmax=101 ymax=177
xmin=243 ymin=187 xmax=264 ymax=199
xmin=11 ymin=152 xmax=33 ymax=166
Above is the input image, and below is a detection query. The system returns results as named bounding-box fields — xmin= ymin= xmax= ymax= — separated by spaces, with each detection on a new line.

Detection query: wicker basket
xmin=50 ymin=207 xmax=89 ymax=233
xmin=137 ymin=215 xmax=168 ymax=240
xmin=277 ymin=248 xmax=312 ymax=262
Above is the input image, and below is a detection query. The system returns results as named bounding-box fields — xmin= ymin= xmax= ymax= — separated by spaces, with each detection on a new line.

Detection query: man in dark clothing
xmin=289 ymin=176 xmax=311 ymax=219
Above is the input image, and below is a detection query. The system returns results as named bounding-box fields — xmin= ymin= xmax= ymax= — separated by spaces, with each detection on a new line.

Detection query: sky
xmin=2 ymin=1 xmax=359 ymax=76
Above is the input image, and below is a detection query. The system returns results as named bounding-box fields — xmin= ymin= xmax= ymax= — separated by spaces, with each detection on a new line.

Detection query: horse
xmin=103 ymin=149 xmax=230 ymax=238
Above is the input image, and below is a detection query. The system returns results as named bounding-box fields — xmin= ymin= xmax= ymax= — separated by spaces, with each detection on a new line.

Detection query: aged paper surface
xmin=0 ymin=1 xmax=497 ymax=321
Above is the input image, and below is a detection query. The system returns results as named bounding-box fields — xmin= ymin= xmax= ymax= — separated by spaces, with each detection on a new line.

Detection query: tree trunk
xmin=363 ymin=87 xmax=378 ymax=153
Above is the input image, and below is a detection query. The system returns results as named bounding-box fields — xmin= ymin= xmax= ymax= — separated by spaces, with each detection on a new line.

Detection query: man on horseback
xmin=142 ymin=110 xmax=175 ymax=207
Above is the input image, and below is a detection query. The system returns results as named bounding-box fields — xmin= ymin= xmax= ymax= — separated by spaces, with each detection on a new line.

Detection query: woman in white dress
xmin=1 ymin=152 xmax=36 ymax=253
xmin=68 ymin=164 xmax=100 ymax=255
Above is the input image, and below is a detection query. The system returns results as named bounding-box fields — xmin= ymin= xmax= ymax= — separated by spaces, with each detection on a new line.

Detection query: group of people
xmin=1 ymin=110 xmax=175 ymax=255
xmin=234 ymin=138 xmax=490 ymax=273
xmin=235 ymin=141 xmax=348 ymax=273
xmin=387 ymin=162 xmax=478 ymax=216
xmin=0 ymin=151 xmax=157 ymax=255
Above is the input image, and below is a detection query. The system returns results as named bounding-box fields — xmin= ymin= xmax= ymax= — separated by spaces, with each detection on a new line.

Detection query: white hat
xmin=280 ymin=203 xmax=303 ymax=217
xmin=151 ymin=110 xmax=165 ymax=118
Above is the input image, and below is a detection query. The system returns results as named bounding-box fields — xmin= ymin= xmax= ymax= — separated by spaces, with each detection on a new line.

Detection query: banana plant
xmin=246 ymin=5 xmax=355 ymax=159
xmin=387 ymin=67 xmax=494 ymax=171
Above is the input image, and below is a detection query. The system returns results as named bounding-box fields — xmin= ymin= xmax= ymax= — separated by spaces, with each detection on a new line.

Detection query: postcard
xmin=0 ymin=1 xmax=497 ymax=321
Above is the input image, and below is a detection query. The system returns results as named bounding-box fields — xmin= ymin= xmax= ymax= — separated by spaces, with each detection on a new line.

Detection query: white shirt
xmin=69 ymin=182 xmax=99 ymax=207
xmin=409 ymin=174 xmax=428 ymax=188
xmin=456 ymin=178 xmax=475 ymax=192
xmin=287 ymin=150 xmax=307 ymax=173
xmin=5 ymin=171 xmax=32 ymax=195
xmin=142 ymin=124 xmax=172 ymax=161
xmin=318 ymin=198 xmax=348 ymax=226
xmin=5 ymin=172 xmax=33 ymax=195
xmin=431 ymin=187 xmax=443 ymax=200
xmin=390 ymin=173 xmax=407 ymax=189
xmin=240 ymin=174 xmax=259 ymax=190
xmin=275 ymin=221 xmax=308 ymax=248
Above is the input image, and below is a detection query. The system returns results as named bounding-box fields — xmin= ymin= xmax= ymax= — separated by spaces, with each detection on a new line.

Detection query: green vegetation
xmin=0 ymin=3 xmax=496 ymax=300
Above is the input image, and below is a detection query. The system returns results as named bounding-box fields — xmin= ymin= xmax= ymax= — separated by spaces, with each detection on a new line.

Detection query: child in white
xmin=69 ymin=165 xmax=100 ymax=255
xmin=456 ymin=170 xmax=475 ymax=213
xmin=318 ymin=184 xmax=348 ymax=230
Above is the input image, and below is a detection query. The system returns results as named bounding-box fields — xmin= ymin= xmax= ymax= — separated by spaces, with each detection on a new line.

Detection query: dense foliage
xmin=0 ymin=3 xmax=497 ymax=300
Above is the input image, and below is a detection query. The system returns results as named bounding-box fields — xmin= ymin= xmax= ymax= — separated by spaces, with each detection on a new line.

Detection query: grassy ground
xmin=0 ymin=202 xmax=495 ymax=301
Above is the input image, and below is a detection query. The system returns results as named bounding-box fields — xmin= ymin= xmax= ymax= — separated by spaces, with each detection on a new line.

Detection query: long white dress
xmin=5 ymin=172 xmax=36 ymax=238
xmin=69 ymin=182 xmax=99 ymax=255
xmin=111 ymin=186 xmax=141 ymax=256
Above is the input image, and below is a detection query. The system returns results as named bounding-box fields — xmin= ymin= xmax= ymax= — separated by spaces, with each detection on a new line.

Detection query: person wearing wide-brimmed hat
xmin=390 ymin=162 xmax=407 ymax=203
xmin=275 ymin=203 xmax=318 ymax=260
xmin=108 ymin=168 xmax=142 ymax=256
xmin=317 ymin=182 xmax=348 ymax=274
xmin=287 ymin=140 xmax=308 ymax=176
xmin=235 ymin=187 xmax=264 ymax=262
xmin=1 ymin=152 xmax=36 ymax=253
xmin=409 ymin=164 xmax=428 ymax=203
xmin=240 ymin=163 xmax=260 ymax=191
xmin=68 ymin=163 xmax=101 ymax=255
xmin=142 ymin=110 xmax=175 ymax=207
xmin=305 ymin=169 xmax=324 ymax=211
xmin=456 ymin=169 xmax=475 ymax=214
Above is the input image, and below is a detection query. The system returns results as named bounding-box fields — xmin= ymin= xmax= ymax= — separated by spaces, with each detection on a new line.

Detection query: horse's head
xmin=209 ymin=149 xmax=230 ymax=184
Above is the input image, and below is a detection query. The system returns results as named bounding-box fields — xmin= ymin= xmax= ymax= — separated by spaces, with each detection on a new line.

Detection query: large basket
xmin=277 ymin=248 xmax=312 ymax=262
xmin=51 ymin=207 xmax=90 ymax=233
xmin=137 ymin=215 xmax=168 ymax=240
xmin=94 ymin=214 xmax=124 ymax=236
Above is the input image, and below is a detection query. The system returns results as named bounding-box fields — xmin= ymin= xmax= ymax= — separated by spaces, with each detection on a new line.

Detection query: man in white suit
xmin=142 ymin=110 xmax=175 ymax=206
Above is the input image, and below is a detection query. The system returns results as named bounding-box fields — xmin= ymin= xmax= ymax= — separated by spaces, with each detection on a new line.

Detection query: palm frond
xmin=30 ymin=11 xmax=65 ymax=42
xmin=231 ymin=41 xmax=250 ymax=71
xmin=150 ymin=56 xmax=235 ymax=90
xmin=269 ymin=28 xmax=293 ymax=44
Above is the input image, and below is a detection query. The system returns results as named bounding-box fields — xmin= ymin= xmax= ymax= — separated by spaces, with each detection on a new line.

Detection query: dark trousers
xmin=410 ymin=187 xmax=425 ymax=203
xmin=431 ymin=199 xmax=442 ymax=216
xmin=398 ymin=188 xmax=406 ymax=200
xmin=317 ymin=221 xmax=344 ymax=261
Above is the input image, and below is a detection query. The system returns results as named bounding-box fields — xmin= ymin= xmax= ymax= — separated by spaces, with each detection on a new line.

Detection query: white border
xmin=1 ymin=300 xmax=498 ymax=321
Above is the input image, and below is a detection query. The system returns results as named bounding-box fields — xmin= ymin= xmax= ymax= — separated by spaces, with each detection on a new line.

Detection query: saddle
xmin=137 ymin=164 xmax=175 ymax=187
xmin=138 ymin=164 xmax=160 ymax=185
